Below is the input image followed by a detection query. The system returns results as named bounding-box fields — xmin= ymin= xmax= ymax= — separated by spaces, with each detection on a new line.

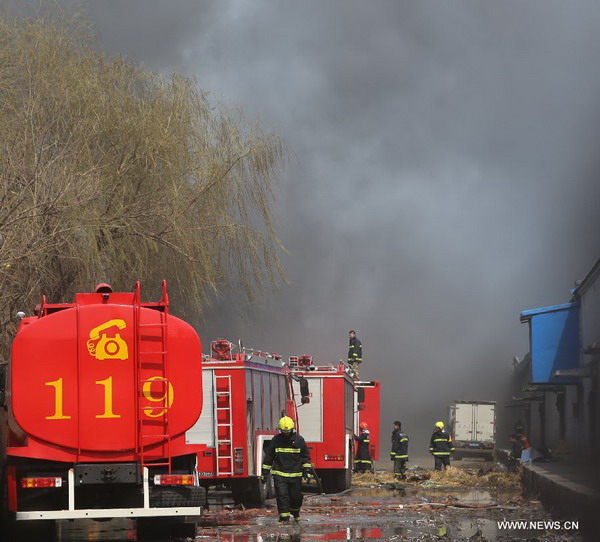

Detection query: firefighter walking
xmin=353 ymin=422 xmax=373 ymax=473
xmin=262 ymin=416 xmax=312 ymax=523
xmin=391 ymin=420 xmax=409 ymax=480
xmin=429 ymin=421 xmax=454 ymax=470
xmin=347 ymin=330 xmax=363 ymax=378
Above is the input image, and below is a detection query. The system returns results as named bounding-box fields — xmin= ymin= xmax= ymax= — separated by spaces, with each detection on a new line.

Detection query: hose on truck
xmin=308 ymin=465 xmax=324 ymax=495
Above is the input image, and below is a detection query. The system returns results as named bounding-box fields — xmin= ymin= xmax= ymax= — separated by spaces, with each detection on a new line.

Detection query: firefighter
xmin=347 ymin=330 xmax=363 ymax=378
xmin=353 ymin=422 xmax=372 ymax=473
xmin=262 ymin=416 xmax=312 ymax=524
xmin=429 ymin=421 xmax=454 ymax=471
xmin=391 ymin=420 xmax=409 ymax=480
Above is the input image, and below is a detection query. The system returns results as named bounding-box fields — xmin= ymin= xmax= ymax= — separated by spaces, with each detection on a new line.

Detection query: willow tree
xmin=0 ymin=15 xmax=284 ymax=352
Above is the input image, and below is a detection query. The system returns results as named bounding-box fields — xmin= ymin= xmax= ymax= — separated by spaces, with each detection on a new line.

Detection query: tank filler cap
xmin=95 ymin=283 xmax=113 ymax=294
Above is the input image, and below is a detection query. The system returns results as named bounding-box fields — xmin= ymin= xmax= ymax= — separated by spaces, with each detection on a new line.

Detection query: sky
xmin=9 ymin=0 xmax=600 ymax=451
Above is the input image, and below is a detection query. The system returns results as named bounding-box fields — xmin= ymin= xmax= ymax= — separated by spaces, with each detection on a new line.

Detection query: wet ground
xmin=53 ymin=487 xmax=583 ymax=541
xmin=191 ymin=486 xmax=581 ymax=541
xmin=44 ymin=461 xmax=584 ymax=541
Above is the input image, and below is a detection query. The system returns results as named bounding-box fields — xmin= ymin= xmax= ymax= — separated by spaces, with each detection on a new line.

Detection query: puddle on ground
xmin=49 ymin=486 xmax=569 ymax=541
xmin=52 ymin=509 xmax=569 ymax=541
xmin=196 ymin=517 xmax=551 ymax=541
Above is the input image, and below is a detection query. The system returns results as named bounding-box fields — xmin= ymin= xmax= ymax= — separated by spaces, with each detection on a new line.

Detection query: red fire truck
xmin=355 ymin=380 xmax=381 ymax=463
xmin=287 ymin=356 xmax=355 ymax=493
xmin=0 ymin=282 xmax=204 ymax=538
xmin=185 ymin=339 xmax=289 ymax=507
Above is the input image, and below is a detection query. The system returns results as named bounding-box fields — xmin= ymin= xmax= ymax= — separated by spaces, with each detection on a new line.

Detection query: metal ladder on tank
xmin=214 ymin=374 xmax=234 ymax=476
xmin=134 ymin=281 xmax=173 ymax=473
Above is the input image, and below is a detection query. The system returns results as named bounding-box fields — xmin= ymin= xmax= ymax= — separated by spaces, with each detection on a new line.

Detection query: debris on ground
xmin=427 ymin=466 xmax=520 ymax=488
xmin=351 ymin=465 xmax=520 ymax=489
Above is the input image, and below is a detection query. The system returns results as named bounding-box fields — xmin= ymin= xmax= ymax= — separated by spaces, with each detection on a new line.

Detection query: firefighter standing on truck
xmin=391 ymin=420 xmax=409 ymax=480
xmin=429 ymin=421 xmax=454 ymax=471
xmin=353 ymin=422 xmax=373 ymax=473
xmin=347 ymin=330 xmax=363 ymax=378
xmin=262 ymin=416 xmax=312 ymax=524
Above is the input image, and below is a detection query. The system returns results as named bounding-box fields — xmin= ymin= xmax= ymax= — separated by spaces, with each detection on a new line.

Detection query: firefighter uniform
xmin=429 ymin=422 xmax=454 ymax=470
xmin=353 ymin=424 xmax=372 ymax=473
xmin=347 ymin=331 xmax=363 ymax=377
xmin=262 ymin=417 xmax=311 ymax=523
xmin=391 ymin=424 xmax=409 ymax=480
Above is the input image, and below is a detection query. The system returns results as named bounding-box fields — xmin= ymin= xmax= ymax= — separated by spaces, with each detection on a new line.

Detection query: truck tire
xmin=149 ymin=485 xmax=205 ymax=508
xmin=344 ymin=465 xmax=352 ymax=490
xmin=319 ymin=469 xmax=350 ymax=493
xmin=265 ymin=473 xmax=275 ymax=499
xmin=232 ymin=477 xmax=267 ymax=508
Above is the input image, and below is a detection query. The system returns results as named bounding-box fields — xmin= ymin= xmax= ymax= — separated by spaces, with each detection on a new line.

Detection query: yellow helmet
xmin=278 ymin=416 xmax=295 ymax=432
xmin=435 ymin=421 xmax=444 ymax=429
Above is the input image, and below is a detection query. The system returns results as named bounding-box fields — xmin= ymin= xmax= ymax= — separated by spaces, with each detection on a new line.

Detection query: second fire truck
xmin=287 ymin=355 xmax=380 ymax=493
xmin=184 ymin=339 xmax=290 ymax=507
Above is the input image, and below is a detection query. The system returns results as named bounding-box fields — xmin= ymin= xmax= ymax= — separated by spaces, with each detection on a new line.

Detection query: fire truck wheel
xmin=319 ymin=468 xmax=351 ymax=493
xmin=232 ymin=477 xmax=269 ymax=508
xmin=345 ymin=464 xmax=352 ymax=489
xmin=149 ymin=486 xmax=205 ymax=507
xmin=265 ymin=473 xmax=276 ymax=499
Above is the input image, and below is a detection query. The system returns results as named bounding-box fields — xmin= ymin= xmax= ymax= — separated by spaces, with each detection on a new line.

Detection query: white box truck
xmin=449 ymin=400 xmax=496 ymax=461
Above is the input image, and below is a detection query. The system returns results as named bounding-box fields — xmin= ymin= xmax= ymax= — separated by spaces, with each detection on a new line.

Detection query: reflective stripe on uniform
xmin=272 ymin=470 xmax=303 ymax=477
xmin=262 ymin=465 xmax=272 ymax=470
xmin=400 ymin=438 xmax=409 ymax=442
xmin=433 ymin=438 xmax=448 ymax=442
xmin=394 ymin=454 xmax=408 ymax=459
xmin=302 ymin=463 xmax=312 ymax=468
xmin=431 ymin=451 xmax=450 ymax=455
xmin=364 ymin=440 xmax=370 ymax=443
xmin=280 ymin=512 xmax=291 ymax=517
xmin=355 ymin=459 xmax=372 ymax=464
xmin=275 ymin=448 xmax=301 ymax=453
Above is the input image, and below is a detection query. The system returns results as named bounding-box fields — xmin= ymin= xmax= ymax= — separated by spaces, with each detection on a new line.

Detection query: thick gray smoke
xmin=10 ymin=0 xmax=600 ymax=455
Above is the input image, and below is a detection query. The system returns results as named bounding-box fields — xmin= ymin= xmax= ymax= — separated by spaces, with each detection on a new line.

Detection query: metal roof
xmin=520 ymin=302 xmax=578 ymax=322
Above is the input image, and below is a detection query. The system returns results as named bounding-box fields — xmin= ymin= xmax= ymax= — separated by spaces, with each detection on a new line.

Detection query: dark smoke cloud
xmin=10 ymin=0 xmax=600 ymax=454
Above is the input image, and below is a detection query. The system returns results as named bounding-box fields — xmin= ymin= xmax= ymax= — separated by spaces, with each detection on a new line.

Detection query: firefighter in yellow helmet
xmin=262 ymin=416 xmax=312 ymax=523
xmin=429 ymin=421 xmax=454 ymax=471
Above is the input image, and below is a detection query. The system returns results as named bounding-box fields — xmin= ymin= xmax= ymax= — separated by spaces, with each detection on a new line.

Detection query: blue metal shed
xmin=520 ymin=302 xmax=580 ymax=384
